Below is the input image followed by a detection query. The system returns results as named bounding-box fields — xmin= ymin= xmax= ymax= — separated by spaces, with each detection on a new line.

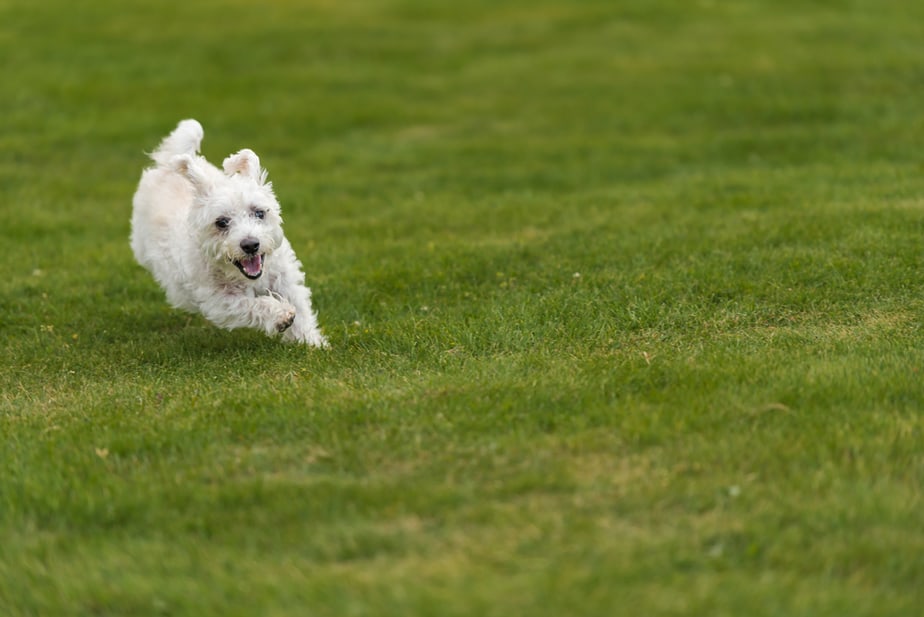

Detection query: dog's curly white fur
xmin=131 ymin=119 xmax=328 ymax=347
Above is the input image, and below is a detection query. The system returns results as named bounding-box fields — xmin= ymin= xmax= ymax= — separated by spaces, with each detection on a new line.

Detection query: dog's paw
xmin=275 ymin=306 xmax=296 ymax=332
xmin=314 ymin=334 xmax=331 ymax=349
xmin=282 ymin=325 xmax=330 ymax=348
xmin=303 ymin=331 xmax=330 ymax=349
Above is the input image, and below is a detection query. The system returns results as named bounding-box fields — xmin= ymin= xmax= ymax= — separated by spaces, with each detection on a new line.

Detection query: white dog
xmin=130 ymin=119 xmax=328 ymax=347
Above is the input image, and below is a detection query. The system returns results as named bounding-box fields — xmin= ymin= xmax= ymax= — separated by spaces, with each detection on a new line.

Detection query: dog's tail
xmin=150 ymin=119 xmax=204 ymax=167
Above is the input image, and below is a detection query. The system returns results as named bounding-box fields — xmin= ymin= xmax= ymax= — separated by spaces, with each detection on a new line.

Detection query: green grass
xmin=2 ymin=0 xmax=924 ymax=615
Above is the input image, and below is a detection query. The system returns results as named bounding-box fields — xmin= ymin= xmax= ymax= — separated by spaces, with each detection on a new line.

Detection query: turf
xmin=2 ymin=0 xmax=923 ymax=615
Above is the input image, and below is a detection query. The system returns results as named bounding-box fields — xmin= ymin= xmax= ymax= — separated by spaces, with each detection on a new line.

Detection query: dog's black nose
xmin=240 ymin=238 xmax=260 ymax=255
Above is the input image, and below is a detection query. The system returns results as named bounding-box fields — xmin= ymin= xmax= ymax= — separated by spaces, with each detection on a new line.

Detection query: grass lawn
xmin=2 ymin=0 xmax=923 ymax=614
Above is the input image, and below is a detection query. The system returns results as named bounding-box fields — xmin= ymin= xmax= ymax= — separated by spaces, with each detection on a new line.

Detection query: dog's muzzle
xmin=234 ymin=237 xmax=264 ymax=279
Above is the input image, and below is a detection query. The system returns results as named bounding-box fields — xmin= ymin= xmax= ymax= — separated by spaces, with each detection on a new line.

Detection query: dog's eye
xmin=254 ymin=209 xmax=266 ymax=220
xmin=215 ymin=217 xmax=230 ymax=230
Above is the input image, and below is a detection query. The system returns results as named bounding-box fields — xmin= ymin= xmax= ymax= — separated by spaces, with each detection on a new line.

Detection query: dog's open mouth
xmin=234 ymin=254 xmax=264 ymax=279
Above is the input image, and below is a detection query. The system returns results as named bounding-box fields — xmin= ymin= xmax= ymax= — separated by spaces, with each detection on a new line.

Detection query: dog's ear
xmin=171 ymin=154 xmax=212 ymax=194
xmin=223 ymin=149 xmax=266 ymax=184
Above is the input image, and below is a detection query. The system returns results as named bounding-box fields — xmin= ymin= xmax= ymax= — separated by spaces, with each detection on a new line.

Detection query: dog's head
xmin=172 ymin=150 xmax=284 ymax=281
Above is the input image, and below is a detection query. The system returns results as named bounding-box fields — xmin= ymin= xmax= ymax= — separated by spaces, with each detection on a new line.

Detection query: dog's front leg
xmin=197 ymin=292 xmax=296 ymax=336
xmin=265 ymin=241 xmax=329 ymax=348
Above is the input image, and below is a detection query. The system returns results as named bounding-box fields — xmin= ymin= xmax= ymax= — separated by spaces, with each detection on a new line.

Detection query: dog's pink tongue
xmin=241 ymin=255 xmax=262 ymax=276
